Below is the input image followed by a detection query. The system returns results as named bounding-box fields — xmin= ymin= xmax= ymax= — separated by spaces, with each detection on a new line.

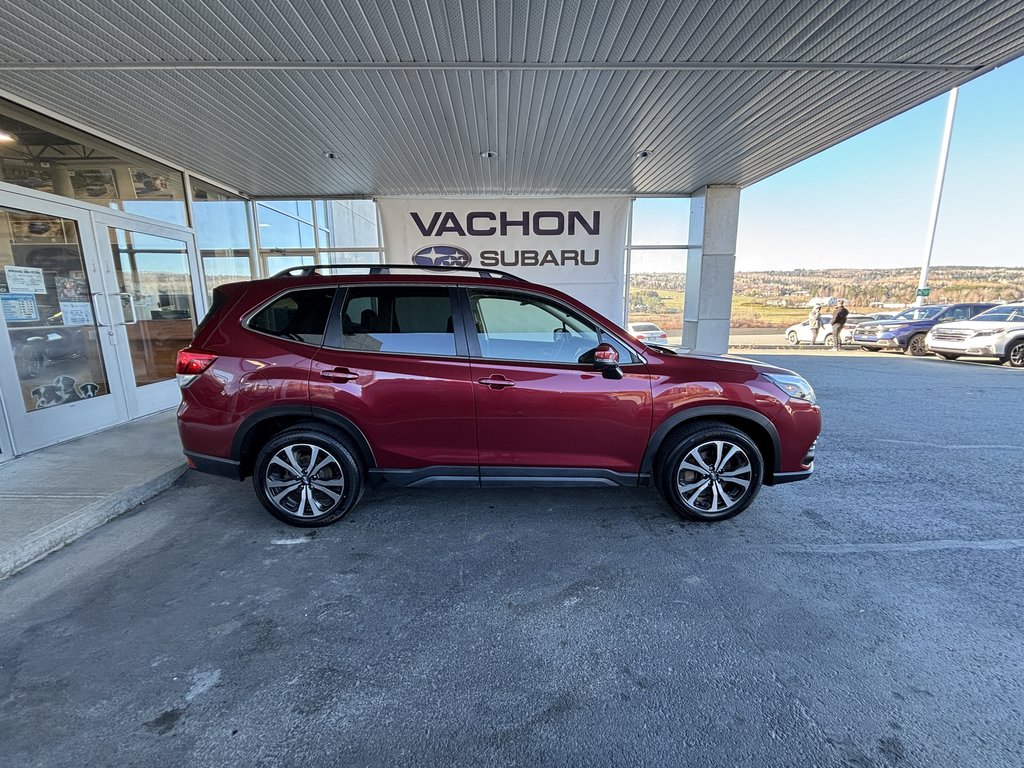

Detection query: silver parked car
xmin=785 ymin=314 xmax=870 ymax=347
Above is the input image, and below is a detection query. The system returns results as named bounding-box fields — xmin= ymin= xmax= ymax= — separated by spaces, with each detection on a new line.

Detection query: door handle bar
xmin=111 ymin=291 xmax=138 ymax=325
xmin=478 ymin=377 xmax=515 ymax=389
xmin=90 ymin=292 xmax=110 ymax=327
xmin=320 ymin=368 xmax=359 ymax=382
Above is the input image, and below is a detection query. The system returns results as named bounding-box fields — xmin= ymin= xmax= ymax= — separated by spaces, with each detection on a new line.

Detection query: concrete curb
xmin=0 ymin=462 xmax=188 ymax=580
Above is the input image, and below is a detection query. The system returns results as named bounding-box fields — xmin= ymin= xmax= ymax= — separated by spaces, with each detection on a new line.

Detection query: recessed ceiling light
xmin=635 ymin=149 xmax=652 ymax=159
xmin=322 ymin=151 xmax=340 ymax=159
xmin=480 ymin=150 xmax=498 ymax=159
xmin=0 ymin=130 xmax=16 ymax=143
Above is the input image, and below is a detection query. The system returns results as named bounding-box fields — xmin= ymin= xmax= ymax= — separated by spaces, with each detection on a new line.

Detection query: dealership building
xmin=0 ymin=0 xmax=1020 ymax=460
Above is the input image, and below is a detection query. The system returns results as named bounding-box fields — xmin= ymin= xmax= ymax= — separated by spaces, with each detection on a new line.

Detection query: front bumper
xmin=927 ymin=338 xmax=1004 ymax=356
xmin=852 ymin=334 xmax=905 ymax=349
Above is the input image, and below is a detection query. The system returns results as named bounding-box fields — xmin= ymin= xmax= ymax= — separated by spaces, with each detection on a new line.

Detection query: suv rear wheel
xmin=656 ymin=421 xmax=764 ymax=522
xmin=253 ymin=426 xmax=364 ymax=527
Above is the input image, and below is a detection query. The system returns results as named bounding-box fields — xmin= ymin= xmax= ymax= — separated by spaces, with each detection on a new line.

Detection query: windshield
xmin=893 ymin=307 xmax=943 ymax=321
xmin=972 ymin=305 xmax=1024 ymax=322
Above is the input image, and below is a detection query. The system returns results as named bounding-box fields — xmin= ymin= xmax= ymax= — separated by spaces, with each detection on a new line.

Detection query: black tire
xmin=906 ymin=333 xmax=928 ymax=356
xmin=937 ymin=353 xmax=961 ymax=361
xmin=253 ymin=426 xmax=364 ymax=527
xmin=786 ymin=331 xmax=799 ymax=346
xmin=823 ymin=333 xmax=834 ymax=349
xmin=655 ymin=421 xmax=764 ymax=522
xmin=1003 ymin=340 xmax=1024 ymax=368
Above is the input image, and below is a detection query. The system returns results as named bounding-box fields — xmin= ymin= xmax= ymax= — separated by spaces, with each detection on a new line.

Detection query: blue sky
xmin=632 ymin=55 xmax=1024 ymax=272
xmin=733 ymin=55 xmax=1024 ymax=271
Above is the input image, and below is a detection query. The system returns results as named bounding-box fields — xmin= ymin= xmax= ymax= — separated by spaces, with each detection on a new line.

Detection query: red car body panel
xmin=470 ymin=359 xmax=653 ymax=472
xmin=309 ymin=348 xmax=476 ymax=468
xmin=177 ymin=272 xmax=821 ymax=486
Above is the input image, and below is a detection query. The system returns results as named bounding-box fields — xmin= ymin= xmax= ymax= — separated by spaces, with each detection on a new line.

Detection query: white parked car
xmin=925 ymin=303 xmax=1024 ymax=367
xmin=627 ymin=322 xmax=669 ymax=345
xmin=785 ymin=314 xmax=870 ymax=347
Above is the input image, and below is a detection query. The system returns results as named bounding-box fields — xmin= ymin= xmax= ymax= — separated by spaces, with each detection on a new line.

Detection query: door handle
xmin=478 ymin=376 xmax=515 ymax=389
xmin=90 ymin=292 xmax=110 ymax=327
xmin=320 ymin=367 xmax=359 ymax=382
xmin=111 ymin=292 xmax=138 ymax=325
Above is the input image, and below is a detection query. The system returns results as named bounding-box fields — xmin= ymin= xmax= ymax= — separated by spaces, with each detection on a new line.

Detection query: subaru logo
xmin=412 ymin=244 xmax=472 ymax=268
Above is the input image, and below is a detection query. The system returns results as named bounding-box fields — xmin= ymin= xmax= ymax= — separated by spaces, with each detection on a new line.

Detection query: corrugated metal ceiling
xmin=0 ymin=0 xmax=1021 ymax=196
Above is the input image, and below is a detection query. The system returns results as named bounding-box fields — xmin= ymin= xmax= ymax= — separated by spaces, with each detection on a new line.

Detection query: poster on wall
xmin=68 ymin=168 xmax=118 ymax=202
xmin=131 ymin=168 xmax=175 ymax=199
xmin=377 ymin=197 xmax=631 ymax=322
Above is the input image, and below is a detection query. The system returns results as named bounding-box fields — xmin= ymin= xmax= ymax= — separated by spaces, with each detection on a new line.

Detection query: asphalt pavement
xmin=1 ymin=352 xmax=1022 ymax=767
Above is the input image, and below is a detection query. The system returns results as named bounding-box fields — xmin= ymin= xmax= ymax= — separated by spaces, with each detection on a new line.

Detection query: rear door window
xmin=329 ymin=286 xmax=457 ymax=356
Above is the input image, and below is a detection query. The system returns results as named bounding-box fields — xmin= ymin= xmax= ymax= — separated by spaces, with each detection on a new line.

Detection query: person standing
xmin=831 ymin=300 xmax=850 ymax=351
xmin=808 ymin=304 xmax=822 ymax=344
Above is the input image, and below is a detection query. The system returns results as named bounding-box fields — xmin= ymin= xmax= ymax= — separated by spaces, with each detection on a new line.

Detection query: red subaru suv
xmin=177 ymin=266 xmax=820 ymax=527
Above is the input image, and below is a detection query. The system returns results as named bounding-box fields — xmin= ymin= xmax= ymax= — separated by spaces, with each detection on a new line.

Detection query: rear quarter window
xmin=247 ymin=288 xmax=336 ymax=345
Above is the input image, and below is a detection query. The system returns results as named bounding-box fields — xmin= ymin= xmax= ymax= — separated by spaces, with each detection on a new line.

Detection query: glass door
xmin=91 ymin=215 xmax=204 ymax=415
xmin=0 ymin=202 xmax=126 ymax=454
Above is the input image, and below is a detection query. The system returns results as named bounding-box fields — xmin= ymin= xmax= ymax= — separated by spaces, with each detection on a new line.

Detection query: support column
xmin=682 ymin=185 xmax=740 ymax=354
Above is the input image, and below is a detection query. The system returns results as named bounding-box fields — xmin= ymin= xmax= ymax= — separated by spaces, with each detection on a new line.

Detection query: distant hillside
xmin=629 ymin=267 xmax=1024 ymax=329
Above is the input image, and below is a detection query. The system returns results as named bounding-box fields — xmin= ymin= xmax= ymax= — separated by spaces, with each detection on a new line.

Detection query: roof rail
xmin=271 ymin=264 xmax=526 ymax=281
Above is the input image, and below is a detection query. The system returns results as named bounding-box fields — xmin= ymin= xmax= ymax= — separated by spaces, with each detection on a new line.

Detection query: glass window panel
xmin=629 ymin=248 xmax=688 ymax=273
xmin=631 ymin=198 xmax=691 ymax=246
xmin=256 ymin=204 xmax=315 ymax=249
xmin=0 ymin=207 xmax=111 ymax=412
xmin=325 ymin=200 xmax=379 ymax=247
xmin=262 ymin=250 xmax=315 ymax=277
xmin=320 ymin=251 xmax=383 ymax=265
xmin=259 ymin=200 xmax=312 ymax=223
xmin=336 ymin=287 xmax=455 ymax=356
xmin=0 ymin=99 xmax=188 ymax=226
xmin=106 ymin=228 xmax=195 ymax=386
xmin=192 ymin=180 xmax=253 ymax=298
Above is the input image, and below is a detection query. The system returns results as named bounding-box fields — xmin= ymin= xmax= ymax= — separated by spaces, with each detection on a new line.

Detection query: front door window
xmin=0 ymin=207 xmax=110 ymax=411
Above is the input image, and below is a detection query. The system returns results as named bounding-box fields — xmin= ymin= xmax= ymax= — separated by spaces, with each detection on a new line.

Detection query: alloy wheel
xmin=676 ymin=440 xmax=753 ymax=515
xmin=1009 ymin=342 xmax=1024 ymax=368
xmin=264 ymin=443 xmax=346 ymax=519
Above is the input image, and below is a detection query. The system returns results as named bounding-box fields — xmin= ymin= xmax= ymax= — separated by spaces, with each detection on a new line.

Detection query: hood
xmin=669 ymin=348 xmax=797 ymax=377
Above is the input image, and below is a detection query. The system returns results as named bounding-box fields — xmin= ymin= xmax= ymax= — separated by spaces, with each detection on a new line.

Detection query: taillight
xmin=176 ymin=348 xmax=217 ymax=388
xmin=658 ymin=332 xmax=668 ymax=340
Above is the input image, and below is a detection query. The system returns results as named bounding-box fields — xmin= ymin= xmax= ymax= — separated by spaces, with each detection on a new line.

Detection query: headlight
xmin=762 ymin=373 xmax=817 ymax=404
xmin=973 ymin=328 xmax=1005 ymax=337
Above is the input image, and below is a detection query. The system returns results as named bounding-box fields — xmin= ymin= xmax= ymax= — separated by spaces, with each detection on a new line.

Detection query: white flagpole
xmin=917 ymin=87 xmax=959 ymax=306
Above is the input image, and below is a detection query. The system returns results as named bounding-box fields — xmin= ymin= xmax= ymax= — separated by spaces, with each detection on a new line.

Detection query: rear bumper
xmin=184 ymin=451 xmax=242 ymax=480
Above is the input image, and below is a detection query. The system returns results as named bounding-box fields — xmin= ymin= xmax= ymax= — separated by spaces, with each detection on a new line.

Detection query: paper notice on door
xmin=59 ymin=300 xmax=94 ymax=326
xmin=4 ymin=265 xmax=47 ymax=294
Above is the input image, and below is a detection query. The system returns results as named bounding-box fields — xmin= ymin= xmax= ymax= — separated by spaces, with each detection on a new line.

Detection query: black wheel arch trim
xmin=230 ymin=405 xmax=376 ymax=473
xmin=641 ymin=405 xmax=783 ymax=477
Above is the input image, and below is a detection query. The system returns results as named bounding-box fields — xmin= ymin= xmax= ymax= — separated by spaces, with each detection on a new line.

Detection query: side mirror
xmin=590 ymin=342 xmax=623 ymax=380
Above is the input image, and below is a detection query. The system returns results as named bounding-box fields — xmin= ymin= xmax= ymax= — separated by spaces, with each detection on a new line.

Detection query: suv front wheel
xmin=656 ymin=421 xmax=764 ymax=522
xmin=253 ymin=426 xmax=364 ymax=527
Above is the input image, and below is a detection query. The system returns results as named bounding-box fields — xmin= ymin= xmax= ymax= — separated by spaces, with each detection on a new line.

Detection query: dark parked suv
xmin=177 ymin=266 xmax=821 ymax=527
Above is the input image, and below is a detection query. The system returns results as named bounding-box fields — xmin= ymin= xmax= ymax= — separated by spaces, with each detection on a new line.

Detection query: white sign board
xmin=378 ymin=197 xmax=630 ymax=322
xmin=59 ymin=301 xmax=94 ymax=326
xmin=4 ymin=265 xmax=47 ymax=295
